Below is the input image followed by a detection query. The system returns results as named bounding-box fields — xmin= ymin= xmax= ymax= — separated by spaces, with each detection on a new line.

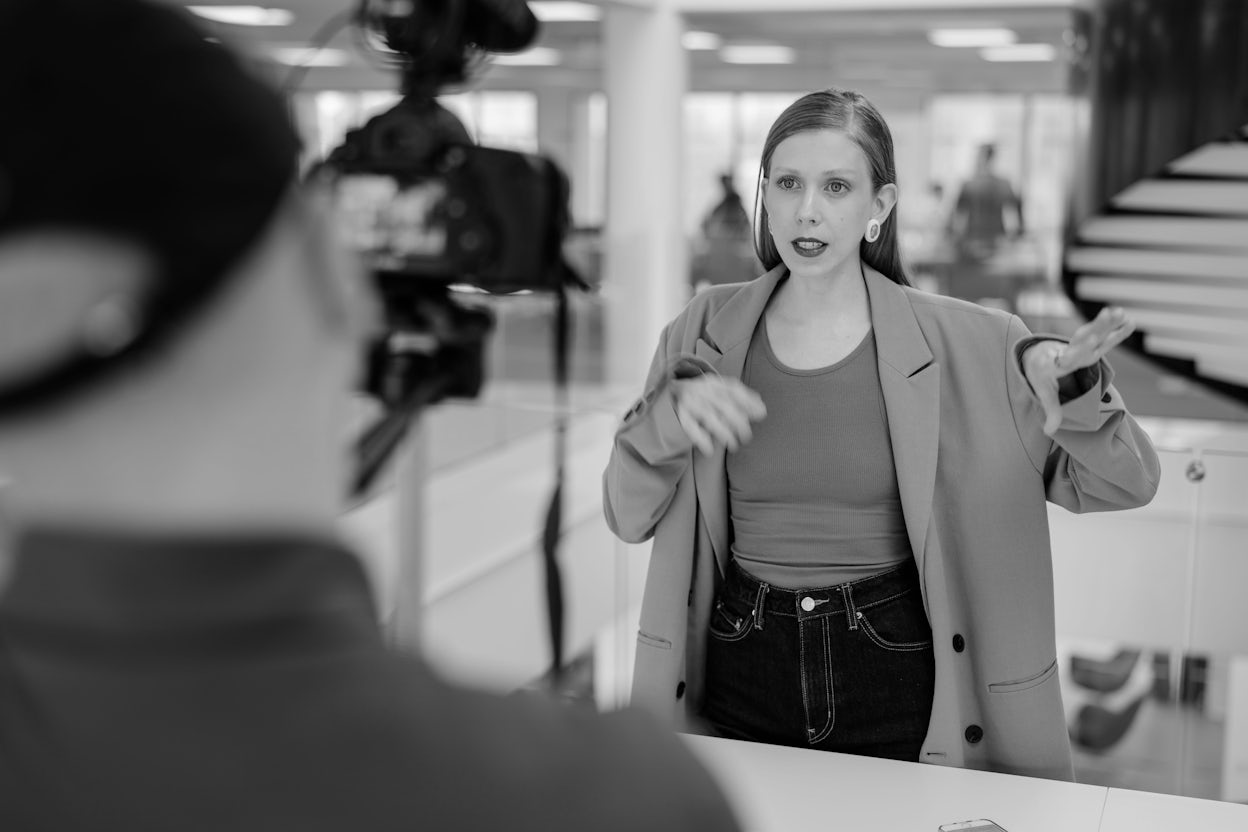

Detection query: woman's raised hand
xmin=672 ymin=375 xmax=767 ymax=456
xmin=1022 ymin=306 xmax=1135 ymax=436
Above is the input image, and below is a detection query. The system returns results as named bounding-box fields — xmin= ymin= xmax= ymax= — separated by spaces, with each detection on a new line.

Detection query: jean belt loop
xmin=841 ymin=584 xmax=859 ymax=630
xmin=752 ymin=582 xmax=770 ymax=631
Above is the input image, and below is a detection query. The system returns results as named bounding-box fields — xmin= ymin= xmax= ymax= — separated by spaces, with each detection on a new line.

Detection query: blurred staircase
xmin=1063 ymin=123 xmax=1248 ymax=402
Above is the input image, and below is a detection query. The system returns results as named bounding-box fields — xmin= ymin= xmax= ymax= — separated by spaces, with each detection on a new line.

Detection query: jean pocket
xmin=707 ymin=599 xmax=752 ymax=642
xmin=988 ymin=659 xmax=1058 ymax=694
xmin=857 ymin=590 xmax=932 ymax=652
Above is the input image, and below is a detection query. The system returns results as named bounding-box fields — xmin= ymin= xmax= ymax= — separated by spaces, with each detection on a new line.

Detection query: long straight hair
xmin=752 ymin=89 xmax=910 ymax=287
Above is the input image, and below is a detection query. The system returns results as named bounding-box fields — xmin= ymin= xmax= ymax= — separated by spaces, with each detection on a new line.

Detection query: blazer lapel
xmin=691 ymin=267 xmax=787 ymax=577
xmin=865 ymin=268 xmax=940 ymax=581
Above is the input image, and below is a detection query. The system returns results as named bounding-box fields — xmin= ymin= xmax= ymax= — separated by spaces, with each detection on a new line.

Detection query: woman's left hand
xmin=1022 ymin=306 xmax=1136 ymax=436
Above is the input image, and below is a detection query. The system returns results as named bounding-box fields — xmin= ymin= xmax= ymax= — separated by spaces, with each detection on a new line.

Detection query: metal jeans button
xmin=801 ymin=596 xmax=816 ymax=612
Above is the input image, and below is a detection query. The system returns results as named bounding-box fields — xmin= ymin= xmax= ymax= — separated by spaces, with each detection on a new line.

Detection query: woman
xmin=602 ymin=89 xmax=1159 ymax=781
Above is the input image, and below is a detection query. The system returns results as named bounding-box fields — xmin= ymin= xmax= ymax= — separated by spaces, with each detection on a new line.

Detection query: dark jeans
xmin=703 ymin=557 xmax=935 ymax=762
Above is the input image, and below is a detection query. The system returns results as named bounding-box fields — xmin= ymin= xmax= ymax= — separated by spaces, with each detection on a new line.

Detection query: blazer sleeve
xmin=1005 ymin=314 xmax=1161 ymax=513
xmin=602 ymin=321 xmax=716 ymax=544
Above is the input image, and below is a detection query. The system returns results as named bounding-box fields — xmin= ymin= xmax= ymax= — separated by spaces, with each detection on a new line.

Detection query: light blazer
xmin=603 ymin=265 xmax=1160 ymax=781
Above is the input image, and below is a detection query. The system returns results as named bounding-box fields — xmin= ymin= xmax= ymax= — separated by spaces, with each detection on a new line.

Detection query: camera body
xmin=325 ymin=95 xmax=574 ymax=406
xmin=328 ymin=98 xmax=572 ymax=297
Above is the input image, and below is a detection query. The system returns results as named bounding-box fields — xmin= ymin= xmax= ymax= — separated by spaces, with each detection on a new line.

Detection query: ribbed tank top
xmin=726 ymin=318 xmax=912 ymax=589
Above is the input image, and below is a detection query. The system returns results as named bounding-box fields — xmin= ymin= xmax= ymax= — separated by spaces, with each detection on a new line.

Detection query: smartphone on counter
xmin=938 ymin=821 xmax=1009 ymax=832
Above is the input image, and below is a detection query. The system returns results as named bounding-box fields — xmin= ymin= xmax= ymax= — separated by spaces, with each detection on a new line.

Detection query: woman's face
xmin=763 ymin=128 xmax=894 ymax=281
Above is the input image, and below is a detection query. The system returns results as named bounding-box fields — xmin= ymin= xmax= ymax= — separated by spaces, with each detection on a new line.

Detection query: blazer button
xmin=676 ymin=681 xmax=686 ymax=699
xmin=1102 ymin=392 xmax=1112 ymax=404
xmin=952 ymin=634 xmax=966 ymax=653
xmin=965 ymin=724 xmax=984 ymax=744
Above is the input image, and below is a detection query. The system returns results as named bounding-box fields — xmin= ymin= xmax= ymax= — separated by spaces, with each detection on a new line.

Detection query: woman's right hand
xmin=672 ymin=375 xmax=767 ymax=456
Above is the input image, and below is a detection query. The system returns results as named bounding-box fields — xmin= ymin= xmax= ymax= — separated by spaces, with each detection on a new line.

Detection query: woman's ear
xmin=873 ymin=182 xmax=899 ymax=223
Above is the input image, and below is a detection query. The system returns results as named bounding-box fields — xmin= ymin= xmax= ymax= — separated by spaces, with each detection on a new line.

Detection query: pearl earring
xmin=865 ymin=218 xmax=882 ymax=243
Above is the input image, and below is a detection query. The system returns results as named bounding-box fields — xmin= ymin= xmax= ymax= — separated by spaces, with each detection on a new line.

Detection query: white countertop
xmin=681 ymin=734 xmax=1248 ymax=832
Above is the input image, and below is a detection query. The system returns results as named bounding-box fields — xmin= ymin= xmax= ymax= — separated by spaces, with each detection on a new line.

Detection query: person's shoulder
xmin=903 ymin=285 xmax=1015 ymax=339
xmin=674 ymin=279 xmax=756 ymax=327
xmin=698 ymin=278 xmax=756 ymax=306
xmin=362 ymin=657 xmax=742 ymax=830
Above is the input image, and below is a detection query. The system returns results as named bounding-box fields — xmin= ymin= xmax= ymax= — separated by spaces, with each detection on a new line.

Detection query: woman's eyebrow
xmin=771 ymin=166 xmax=858 ymax=177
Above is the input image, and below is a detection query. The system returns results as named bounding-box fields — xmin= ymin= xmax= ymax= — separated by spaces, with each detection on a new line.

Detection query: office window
xmin=297 ymin=90 xmax=538 ymax=163
xmin=296 ymin=89 xmax=401 ymax=164
xmin=684 ymin=93 xmax=804 ymax=237
xmin=440 ymin=91 xmax=538 ymax=154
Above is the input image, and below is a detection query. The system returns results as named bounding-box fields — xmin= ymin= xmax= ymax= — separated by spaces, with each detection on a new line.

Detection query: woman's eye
xmin=777 ymin=177 xmax=798 ymax=190
xmin=826 ymin=181 xmax=847 ymax=194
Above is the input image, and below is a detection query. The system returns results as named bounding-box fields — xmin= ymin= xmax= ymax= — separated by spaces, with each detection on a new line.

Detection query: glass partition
xmin=343 ymin=395 xmax=1248 ymax=807
xmin=1052 ymin=426 xmax=1248 ymax=802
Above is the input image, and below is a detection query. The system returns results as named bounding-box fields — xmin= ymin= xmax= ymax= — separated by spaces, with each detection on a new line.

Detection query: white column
xmin=602 ymin=1 xmax=689 ymax=387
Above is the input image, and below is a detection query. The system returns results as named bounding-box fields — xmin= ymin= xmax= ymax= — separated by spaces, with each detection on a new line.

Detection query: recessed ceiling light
xmin=980 ymin=43 xmax=1057 ymax=62
xmin=720 ymin=44 xmax=796 ymax=65
xmin=928 ymin=28 xmax=1017 ymax=48
xmin=189 ymin=5 xmax=294 ymax=26
xmin=528 ymin=2 xmax=601 ymax=22
xmin=270 ymin=47 xmax=350 ymax=67
xmin=492 ymin=47 xmax=561 ymax=66
xmin=682 ymin=31 xmax=722 ymax=51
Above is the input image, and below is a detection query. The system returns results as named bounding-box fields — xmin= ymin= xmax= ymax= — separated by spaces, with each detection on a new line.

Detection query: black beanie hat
xmin=0 ymin=0 xmax=301 ymax=406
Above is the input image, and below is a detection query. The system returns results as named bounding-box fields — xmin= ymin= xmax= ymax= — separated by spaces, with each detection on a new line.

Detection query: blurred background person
xmin=692 ymin=172 xmax=758 ymax=294
xmin=0 ymin=2 xmax=742 ymax=830
xmin=948 ymin=143 xmax=1025 ymax=261
xmin=701 ymin=172 xmax=752 ymax=241
xmin=916 ymin=181 xmax=949 ymax=244
xmin=945 ymin=143 xmax=1029 ymax=311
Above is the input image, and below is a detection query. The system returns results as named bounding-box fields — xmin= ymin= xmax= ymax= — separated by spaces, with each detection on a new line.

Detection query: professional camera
xmin=318 ymin=0 xmax=579 ymax=678
xmin=315 ymin=0 xmax=583 ymax=494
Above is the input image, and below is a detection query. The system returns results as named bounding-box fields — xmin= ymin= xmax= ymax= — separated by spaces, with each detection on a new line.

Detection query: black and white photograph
xmin=1 ymin=1 xmax=1245 ymax=830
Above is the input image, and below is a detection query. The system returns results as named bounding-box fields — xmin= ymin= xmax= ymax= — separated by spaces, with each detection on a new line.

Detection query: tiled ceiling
xmin=167 ymin=1 xmax=1076 ymax=95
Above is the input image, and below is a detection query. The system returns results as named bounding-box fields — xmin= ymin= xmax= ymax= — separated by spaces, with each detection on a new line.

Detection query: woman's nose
xmin=796 ymin=190 xmax=820 ymax=225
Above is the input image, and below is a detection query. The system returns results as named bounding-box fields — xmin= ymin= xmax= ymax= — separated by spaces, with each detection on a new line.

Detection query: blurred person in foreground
xmin=0 ymin=2 xmax=740 ymax=830
xmin=604 ymin=89 xmax=1159 ymax=781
